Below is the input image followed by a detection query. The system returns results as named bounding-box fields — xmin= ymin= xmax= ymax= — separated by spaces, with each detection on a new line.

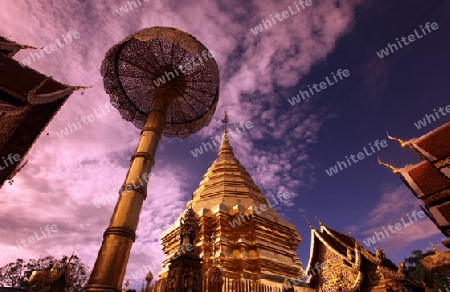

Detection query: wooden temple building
xmin=0 ymin=35 xmax=86 ymax=189
xmin=382 ymin=122 xmax=450 ymax=244
xmin=144 ymin=115 xmax=314 ymax=292
xmin=380 ymin=122 xmax=450 ymax=275
xmin=304 ymin=221 xmax=423 ymax=291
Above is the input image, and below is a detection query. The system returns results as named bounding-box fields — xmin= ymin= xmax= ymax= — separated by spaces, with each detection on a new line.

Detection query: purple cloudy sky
xmin=1 ymin=0 xmax=450 ymax=289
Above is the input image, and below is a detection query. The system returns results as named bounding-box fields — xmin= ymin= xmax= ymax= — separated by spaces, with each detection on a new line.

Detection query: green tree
xmin=0 ymin=254 xmax=89 ymax=291
xmin=0 ymin=258 xmax=27 ymax=288
xmin=404 ymin=249 xmax=449 ymax=290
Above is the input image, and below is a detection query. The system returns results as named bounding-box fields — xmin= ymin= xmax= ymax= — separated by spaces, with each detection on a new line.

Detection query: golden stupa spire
xmin=222 ymin=111 xmax=228 ymax=129
xmin=218 ymin=111 xmax=234 ymax=155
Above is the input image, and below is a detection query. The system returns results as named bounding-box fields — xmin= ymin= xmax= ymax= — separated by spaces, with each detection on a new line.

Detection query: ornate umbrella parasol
xmin=85 ymin=27 xmax=219 ymax=292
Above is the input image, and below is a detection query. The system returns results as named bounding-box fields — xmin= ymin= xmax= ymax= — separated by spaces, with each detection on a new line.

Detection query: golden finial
xmin=221 ymin=111 xmax=228 ymax=127
xmin=73 ymin=85 xmax=93 ymax=91
xmin=386 ymin=131 xmax=408 ymax=148
xmin=345 ymin=229 xmax=353 ymax=237
xmin=19 ymin=44 xmax=40 ymax=50
xmin=428 ymin=239 xmax=439 ymax=253
xmin=304 ymin=216 xmax=314 ymax=229
xmin=220 ymin=111 xmax=229 ymax=140
xmin=377 ymin=157 xmax=399 ymax=173
xmin=315 ymin=215 xmax=323 ymax=226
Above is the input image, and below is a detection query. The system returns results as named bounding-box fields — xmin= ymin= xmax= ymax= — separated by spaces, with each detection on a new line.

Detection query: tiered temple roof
xmin=0 ymin=36 xmax=86 ymax=188
xmin=305 ymin=222 xmax=421 ymax=291
xmin=382 ymin=122 xmax=450 ymax=239
xmin=380 ymin=122 xmax=450 ymax=279
xmin=155 ymin=114 xmax=313 ymax=291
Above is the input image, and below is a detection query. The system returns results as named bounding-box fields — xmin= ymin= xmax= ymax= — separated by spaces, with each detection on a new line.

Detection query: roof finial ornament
xmin=304 ymin=216 xmax=314 ymax=229
xmin=344 ymin=228 xmax=353 ymax=237
xmin=218 ymin=111 xmax=234 ymax=153
xmin=315 ymin=215 xmax=323 ymax=226
xmin=221 ymin=111 xmax=228 ymax=129
xmin=386 ymin=131 xmax=408 ymax=148
xmin=377 ymin=157 xmax=399 ymax=174
xmin=428 ymin=239 xmax=439 ymax=253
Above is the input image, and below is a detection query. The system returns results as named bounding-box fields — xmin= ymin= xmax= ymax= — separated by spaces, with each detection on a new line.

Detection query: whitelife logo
xmin=250 ymin=0 xmax=313 ymax=35
xmin=325 ymin=139 xmax=388 ymax=176
xmin=413 ymin=104 xmax=450 ymax=129
xmin=19 ymin=31 xmax=81 ymax=67
xmin=152 ymin=50 xmax=215 ymax=87
xmin=115 ymin=0 xmax=149 ymax=16
xmin=0 ymin=154 xmax=21 ymax=170
xmin=228 ymin=192 xmax=291 ymax=228
xmin=55 ymin=102 xmax=118 ymax=138
xmin=190 ymin=121 xmax=252 ymax=158
xmin=288 ymin=69 xmax=350 ymax=106
xmin=362 ymin=210 xmax=426 ymax=247
xmin=376 ymin=22 xmax=439 ymax=59
xmin=0 ymin=224 xmax=58 ymax=261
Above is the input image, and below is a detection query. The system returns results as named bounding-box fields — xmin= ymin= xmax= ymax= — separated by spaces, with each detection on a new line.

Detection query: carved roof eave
xmin=306 ymin=228 xmax=358 ymax=272
xmin=0 ymin=101 xmax=28 ymax=117
xmin=395 ymin=163 xmax=426 ymax=199
xmin=27 ymin=77 xmax=91 ymax=105
xmin=317 ymin=225 xmax=399 ymax=268
xmin=321 ymin=225 xmax=354 ymax=249
xmin=0 ymin=39 xmax=38 ymax=57
xmin=305 ymin=228 xmax=363 ymax=290
xmin=304 ymin=228 xmax=317 ymax=278
xmin=405 ymin=122 xmax=450 ymax=162
xmin=396 ymin=160 xmax=450 ymax=201
xmin=376 ymin=265 xmax=405 ymax=281
xmin=421 ymin=250 xmax=450 ymax=273
xmin=0 ymin=77 xmax=90 ymax=116
xmin=359 ymin=247 xmax=382 ymax=265
xmin=0 ymin=53 xmax=91 ymax=104
xmin=349 ymin=271 xmax=364 ymax=292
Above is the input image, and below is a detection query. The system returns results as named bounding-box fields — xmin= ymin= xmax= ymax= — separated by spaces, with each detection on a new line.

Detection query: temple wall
xmin=147 ymin=277 xmax=316 ymax=292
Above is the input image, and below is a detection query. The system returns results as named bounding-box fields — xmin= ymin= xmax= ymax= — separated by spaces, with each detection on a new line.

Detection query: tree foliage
xmin=404 ymin=249 xmax=449 ymax=290
xmin=0 ymin=254 xmax=89 ymax=291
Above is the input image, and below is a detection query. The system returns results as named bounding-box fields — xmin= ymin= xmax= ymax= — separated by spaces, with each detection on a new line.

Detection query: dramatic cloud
xmin=0 ymin=0 xmax=364 ymax=289
xmin=351 ymin=184 xmax=440 ymax=253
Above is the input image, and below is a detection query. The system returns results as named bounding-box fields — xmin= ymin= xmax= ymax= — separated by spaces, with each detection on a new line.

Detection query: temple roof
xmin=161 ymin=116 xmax=299 ymax=235
xmin=305 ymin=223 xmax=400 ymax=279
xmin=0 ymin=35 xmax=87 ymax=189
xmin=381 ymin=123 xmax=450 ymax=239
xmin=406 ymin=122 xmax=450 ymax=162
xmin=191 ymin=122 xmax=269 ymax=211
xmin=0 ymin=36 xmax=38 ymax=57
xmin=397 ymin=160 xmax=450 ymax=199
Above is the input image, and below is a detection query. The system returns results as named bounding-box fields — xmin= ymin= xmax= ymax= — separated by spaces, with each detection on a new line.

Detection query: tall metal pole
xmin=85 ymin=87 xmax=173 ymax=292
